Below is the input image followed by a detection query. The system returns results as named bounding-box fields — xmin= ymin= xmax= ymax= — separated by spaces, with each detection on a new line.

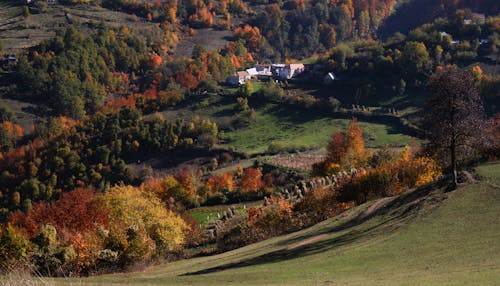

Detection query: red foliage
xmin=174 ymin=64 xmax=206 ymax=89
xmin=9 ymin=188 xmax=109 ymax=238
xmin=326 ymin=131 xmax=346 ymax=164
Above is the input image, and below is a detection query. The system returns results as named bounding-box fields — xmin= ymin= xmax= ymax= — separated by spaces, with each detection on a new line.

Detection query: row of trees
xmin=141 ymin=166 xmax=275 ymax=208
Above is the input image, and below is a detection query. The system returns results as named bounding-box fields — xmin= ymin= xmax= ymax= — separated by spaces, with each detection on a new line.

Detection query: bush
xmin=22 ymin=6 xmax=30 ymax=18
xmin=294 ymin=187 xmax=340 ymax=224
xmin=0 ymin=225 xmax=31 ymax=271
xmin=100 ymin=186 xmax=189 ymax=267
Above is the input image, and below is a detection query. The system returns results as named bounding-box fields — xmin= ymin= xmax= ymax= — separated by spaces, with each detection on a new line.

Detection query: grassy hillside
xmin=0 ymin=1 xmax=159 ymax=53
xmin=223 ymin=104 xmax=416 ymax=154
xmin=156 ymin=95 xmax=417 ymax=155
xmin=49 ymin=161 xmax=499 ymax=285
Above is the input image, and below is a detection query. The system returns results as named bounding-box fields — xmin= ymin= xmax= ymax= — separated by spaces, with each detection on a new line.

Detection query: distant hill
xmin=378 ymin=0 xmax=500 ymax=39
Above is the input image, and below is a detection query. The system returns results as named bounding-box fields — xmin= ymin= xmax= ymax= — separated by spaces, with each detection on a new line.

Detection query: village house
xmin=464 ymin=13 xmax=486 ymax=25
xmin=271 ymin=64 xmax=286 ymax=78
xmin=226 ymin=71 xmax=251 ymax=85
xmin=246 ymin=67 xmax=258 ymax=78
xmin=271 ymin=63 xmax=305 ymax=79
xmin=254 ymin=64 xmax=272 ymax=80
xmin=283 ymin=63 xmax=305 ymax=79
xmin=226 ymin=63 xmax=306 ymax=85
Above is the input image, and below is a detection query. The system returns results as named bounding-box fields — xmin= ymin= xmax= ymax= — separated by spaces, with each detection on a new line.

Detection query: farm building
xmin=226 ymin=71 xmax=251 ymax=85
xmin=276 ymin=63 xmax=305 ymax=79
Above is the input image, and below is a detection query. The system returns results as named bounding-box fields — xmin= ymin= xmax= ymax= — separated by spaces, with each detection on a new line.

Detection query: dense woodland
xmin=0 ymin=0 xmax=499 ymax=278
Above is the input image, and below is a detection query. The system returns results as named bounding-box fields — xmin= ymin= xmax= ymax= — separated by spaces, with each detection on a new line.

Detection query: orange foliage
xmin=314 ymin=118 xmax=368 ymax=175
xmin=246 ymin=52 xmax=254 ymax=63
xmin=149 ymin=52 xmax=163 ymax=69
xmin=231 ymin=54 xmax=242 ymax=69
xmin=343 ymin=118 xmax=368 ymax=167
xmin=1 ymin=121 xmax=24 ymax=138
xmin=246 ymin=196 xmax=293 ymax=238
xmin=205 ymin=172 xmax=235 ymax=194
xmin=175 ymin=169 xmax=198 ymax=200
xmin=13 ymin=124 xmax=23 ymax=137
xmin=294 ymin=186 xmax=339 ymax=222
xmin=104 ymin=95 xmax=137 ymax=111
xmin=3 ymin=121 xmax=13 ymax=134
xmin=233 ymin=25 xmax=263 ymax=52
xmin=240 ymin=167 xmax=264 ymax=192
xmin=189 ymin=6 xmax=214 ymax=28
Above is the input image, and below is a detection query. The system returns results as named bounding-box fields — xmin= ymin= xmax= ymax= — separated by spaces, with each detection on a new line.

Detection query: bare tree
xmin=421 ymin=68 xmax=488 ymax=187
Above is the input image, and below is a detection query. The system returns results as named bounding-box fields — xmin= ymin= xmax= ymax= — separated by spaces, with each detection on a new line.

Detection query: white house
xmin=226 ymin=71 xmax=251 ymax=85
xmin=246 ymin=67 xmax=258 ymax=77
xmin=254 ymin=64 xmax=272 ymax=79
xmin=278 ymin=63 xmax=305 ymax=79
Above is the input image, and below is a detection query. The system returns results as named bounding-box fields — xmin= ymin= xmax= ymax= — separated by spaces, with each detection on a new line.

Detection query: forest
xmin=0 ymin=0 xmax=499 ymax=281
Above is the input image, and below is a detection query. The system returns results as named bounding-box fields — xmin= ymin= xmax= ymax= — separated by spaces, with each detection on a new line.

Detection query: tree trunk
xmin=451 ymin=143 xmax=458 ymax=188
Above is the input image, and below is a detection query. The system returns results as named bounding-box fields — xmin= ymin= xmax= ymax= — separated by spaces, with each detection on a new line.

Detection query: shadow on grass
xmin=183 ymin=179 xmax=448 ymax=276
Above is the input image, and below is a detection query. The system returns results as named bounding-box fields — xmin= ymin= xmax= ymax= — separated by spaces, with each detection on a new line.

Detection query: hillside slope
xmin=61 ymin=161 xmax=500 ymax=286
xmin=378 ymin=0 xmax=500 ymax=39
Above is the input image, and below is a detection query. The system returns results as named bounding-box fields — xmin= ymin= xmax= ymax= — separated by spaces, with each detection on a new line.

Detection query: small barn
xmin=323 ymin=72 xmax=337 ymax=85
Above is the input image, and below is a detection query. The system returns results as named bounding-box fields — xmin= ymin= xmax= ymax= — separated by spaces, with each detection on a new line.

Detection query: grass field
xmin=156 ymin=94 xmax=417 ymax=155
xmin=223 ymin=103 xmax=416 ymax=154
xmin=44 ymin=161 xmax=499 ymax=286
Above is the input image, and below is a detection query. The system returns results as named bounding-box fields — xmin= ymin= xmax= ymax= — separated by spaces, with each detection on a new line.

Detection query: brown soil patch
xmin=360 ymin=196 xmax=396 ymax=220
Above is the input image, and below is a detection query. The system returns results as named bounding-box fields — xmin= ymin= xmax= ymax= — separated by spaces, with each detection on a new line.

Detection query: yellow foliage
xmin=343 ymin=118 xmax=369 ymax=168
xmin=100 ymin=186 xmax=189 ymax=257
xmin=393 ymin=146 xmax=441 ymax=194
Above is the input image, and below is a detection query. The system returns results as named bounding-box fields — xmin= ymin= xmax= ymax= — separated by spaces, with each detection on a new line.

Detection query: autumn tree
xmin=100 ymin=186 xmax=189 ymax=265
xmin=422 ymin=68 xmax=488 ymax=187
xmin=326 ymin=131 xmax=346 ymax=165
xmin=205 ymin=172 xmax=235 ymax=194
xmin=343 ymin=118 xmax=368 ymax=168
xmin=240 ymin=167 xmax=264 ymax=192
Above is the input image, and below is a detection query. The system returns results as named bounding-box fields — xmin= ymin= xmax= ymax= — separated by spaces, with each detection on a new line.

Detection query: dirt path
xmin=287 ymin=234 xmax=329 ymax=250
xmin=359 ymin=196 xmax=396 ymax=220
xmin=462 ymin=171 xmax=478 ymax=184
xmin=286 ymin=196 xmax=396 ymax=251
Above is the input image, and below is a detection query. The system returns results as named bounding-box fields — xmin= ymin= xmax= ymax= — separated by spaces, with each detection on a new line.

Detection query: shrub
xmin=100 ymin=186 xmax=189 ymax=266
xmin=0 ymin=225 xmax=31 ymax=271
xmin=294 ymin=187 xmax=340 ymax=224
